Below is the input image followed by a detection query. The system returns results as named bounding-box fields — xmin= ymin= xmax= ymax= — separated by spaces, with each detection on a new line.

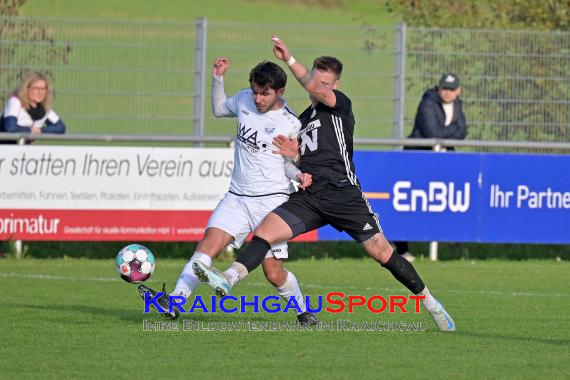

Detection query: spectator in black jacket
xmin=395 ymin=73 xmax=468 ymax=262
xmin=407 ymin=73 xmax=467 ymax=150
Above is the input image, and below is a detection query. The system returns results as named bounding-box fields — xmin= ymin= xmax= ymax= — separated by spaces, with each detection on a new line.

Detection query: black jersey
xmin=298 ymin=89 xmax=358 ymax=192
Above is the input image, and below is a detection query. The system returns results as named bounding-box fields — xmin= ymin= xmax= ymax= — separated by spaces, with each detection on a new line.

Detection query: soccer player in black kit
xmin=193 ymin=35 xmax=456 ymax=331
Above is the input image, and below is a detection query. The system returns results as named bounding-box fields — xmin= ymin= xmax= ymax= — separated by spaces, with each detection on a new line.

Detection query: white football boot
xmin=192 ymin=261 xmax=232 ymax=297
xmin=428 ymin=300 xmax=456 ymax=332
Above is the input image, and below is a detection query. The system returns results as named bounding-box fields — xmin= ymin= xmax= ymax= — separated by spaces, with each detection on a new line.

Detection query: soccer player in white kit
xmin=139 ymin=58 xmax=318 ymax=326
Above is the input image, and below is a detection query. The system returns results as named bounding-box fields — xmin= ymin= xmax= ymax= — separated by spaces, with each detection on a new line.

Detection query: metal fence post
xmin=14 ymin=240 xmax=23 ymax=259
xmin=13 ymin=137 xmax=26 ymax=258
xmin=429 ymin=242 xmax=438 ymax=261
xmin=392 ymin=22 xmax=406 ymax=142
xmin=193 ymin=17 xmax=207 ymax=145
xmin=429 ymin=142 xmax=445 ymax=261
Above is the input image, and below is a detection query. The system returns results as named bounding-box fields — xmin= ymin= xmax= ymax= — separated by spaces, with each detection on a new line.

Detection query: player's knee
xmin=379 ymin=243 xmax=394 ymax=264
xmin=364 ymin=235 xmax=393 ymax=264
xmin=196 ymin=228 xmax=232 ymax=256
xmin=195 ymin=240 xmax=221 ymax=257
xmin=253 ymin=225 xmax=274 ymax=243
xmin=253 ymin=213 xmax=293 ymax=243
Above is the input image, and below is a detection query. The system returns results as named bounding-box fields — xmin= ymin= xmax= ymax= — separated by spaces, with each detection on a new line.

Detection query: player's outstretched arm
xmin=271 ymin=35 xmax=336 ymax=107
xmin=211 ymin=57 xmax=235 ymax=117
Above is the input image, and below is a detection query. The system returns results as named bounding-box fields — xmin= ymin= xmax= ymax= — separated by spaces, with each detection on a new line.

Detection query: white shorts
xmin=207 ymin=192 xmax=289 ymax=259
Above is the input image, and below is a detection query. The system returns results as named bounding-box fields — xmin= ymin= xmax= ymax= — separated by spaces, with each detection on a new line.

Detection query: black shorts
xmin=274 ymin=185 xmax=383 ymax=243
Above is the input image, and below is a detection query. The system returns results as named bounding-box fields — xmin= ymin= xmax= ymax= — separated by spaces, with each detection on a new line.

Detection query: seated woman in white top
xmin=1 ymin=71 xmax=66 ymax=141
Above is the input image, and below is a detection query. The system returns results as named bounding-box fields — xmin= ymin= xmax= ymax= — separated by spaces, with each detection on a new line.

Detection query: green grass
xmin=1 ymin=257 xmax=568 ymax=379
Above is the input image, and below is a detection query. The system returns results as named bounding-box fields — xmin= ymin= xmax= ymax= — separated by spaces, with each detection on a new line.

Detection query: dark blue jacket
xmin=408 ymin=88 xmax=467 ymax=141
xmin=1 ymin=115 xmax=66 ymax=134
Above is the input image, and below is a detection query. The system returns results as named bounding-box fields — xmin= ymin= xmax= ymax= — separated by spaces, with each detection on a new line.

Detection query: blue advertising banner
xmin=318 ymin=151 xmax=570 ymax=244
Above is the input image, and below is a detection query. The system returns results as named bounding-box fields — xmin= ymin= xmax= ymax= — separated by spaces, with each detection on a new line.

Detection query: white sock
xmin=172 ymin=251 xmax=212 ymax=298
xmin=418 ymin=287 xmax=437 ymax=312
xmin=224 ymin=262 xmax=248 ymax=286
xmin=276 ymin=271 xmax=307 ymax=314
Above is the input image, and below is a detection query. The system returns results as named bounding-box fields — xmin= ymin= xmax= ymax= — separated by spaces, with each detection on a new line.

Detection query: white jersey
xmin=3 ymin=96 xmax=60 ymax=128
xmin=224 ymin=88 xmax=301 ymax=196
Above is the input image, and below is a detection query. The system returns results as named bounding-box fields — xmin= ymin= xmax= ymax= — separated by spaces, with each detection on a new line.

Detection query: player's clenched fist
xmin=296 ymin=173 xmax=312 ymax=189
xmin=213 ymin=57 xmax=230 ymax=76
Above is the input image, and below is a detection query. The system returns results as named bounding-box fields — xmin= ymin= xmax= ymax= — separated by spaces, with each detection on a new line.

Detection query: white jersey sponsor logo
xmin=225 ymin=89 xmax=301 ymax=196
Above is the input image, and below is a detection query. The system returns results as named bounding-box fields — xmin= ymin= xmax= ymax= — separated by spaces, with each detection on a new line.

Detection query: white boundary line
xmin=1 ymin=272 xmax=568 ymax=298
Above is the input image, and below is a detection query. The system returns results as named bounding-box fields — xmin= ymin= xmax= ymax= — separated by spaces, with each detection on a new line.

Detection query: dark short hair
xmin=249 ymin=61 xmax=287 ymax=90
xmin=312 ymin=56 xmax=343 ymax=79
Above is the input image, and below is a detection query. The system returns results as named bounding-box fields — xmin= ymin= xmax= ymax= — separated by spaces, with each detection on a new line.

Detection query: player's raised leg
xmin=362 ymin=232 xmax=455 ymax=332
xmin=140 ymin=227 xmax=233 ymax=319
xmin=172 ymin=227 xmax=233 ymax=298
xmin=194 ymin=212 xmax=293 ymax=295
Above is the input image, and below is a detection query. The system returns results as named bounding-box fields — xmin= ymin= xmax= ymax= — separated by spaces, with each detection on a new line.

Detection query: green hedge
xmin=1 ymin=240 xmax=568 ymax=261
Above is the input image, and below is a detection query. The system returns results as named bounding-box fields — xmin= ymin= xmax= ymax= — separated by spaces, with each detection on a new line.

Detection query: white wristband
xmin=286 ymin=56 xmax=296 ymax=66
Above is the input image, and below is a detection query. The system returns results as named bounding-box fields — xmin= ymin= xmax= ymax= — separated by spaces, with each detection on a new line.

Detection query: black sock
xmin=236 ymin=236 xmax=271 ymax=273
xmin=394 ymin=241 xmax=409 ymax=255
xmin=381 ymin=252 xmax=425 ymax=294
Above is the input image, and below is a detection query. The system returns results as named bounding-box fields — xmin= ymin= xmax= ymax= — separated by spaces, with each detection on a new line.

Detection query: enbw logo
xmin=393 ymin=181 xmax=470 ymax=213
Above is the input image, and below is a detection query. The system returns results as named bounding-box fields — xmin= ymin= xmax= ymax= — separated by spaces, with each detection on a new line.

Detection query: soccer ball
xmin=115 ymin=244 xmax=155 ymax=283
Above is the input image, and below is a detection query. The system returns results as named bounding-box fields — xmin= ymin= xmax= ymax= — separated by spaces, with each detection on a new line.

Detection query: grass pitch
xmin=1 ymin=257 xmax=568 ymax=379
